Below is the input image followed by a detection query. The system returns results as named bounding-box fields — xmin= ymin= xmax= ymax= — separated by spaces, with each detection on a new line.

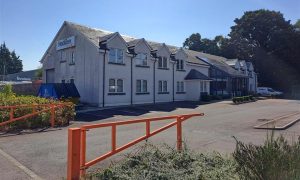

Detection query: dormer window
xmin=176 ymin=59 xmax=184 ymax=70
xmin=136 ymin=53 xmax=147 ymax=66
xmin=109 ymin=48 xmax=124 ymax=64
xmin=158 ymin=57 xmax=168 ymax=68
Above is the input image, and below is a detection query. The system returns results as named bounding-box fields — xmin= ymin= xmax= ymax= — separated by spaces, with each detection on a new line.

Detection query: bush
xmin=232 ymin=95 xmax=256 ymax=104
xmin=233 ymin=133 xmax=300 ymax=180
xmin=87 ymin=143 xmax=238 ymax=180
xmin=201 ymin=92 xmax=212 ymax=102
xmin=0 ymin=86 xmax=75 ymax=131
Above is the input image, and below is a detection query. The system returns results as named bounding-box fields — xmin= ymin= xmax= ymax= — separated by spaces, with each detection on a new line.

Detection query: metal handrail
xmin=67 ymin=113 xmax=204 ymax=180
xmin=0 ymin=103 xmax=72 ymax=127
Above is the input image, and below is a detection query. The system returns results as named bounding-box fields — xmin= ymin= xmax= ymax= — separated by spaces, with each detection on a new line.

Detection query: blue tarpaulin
xmin=38 ymin=83 xmax=80 ymax=99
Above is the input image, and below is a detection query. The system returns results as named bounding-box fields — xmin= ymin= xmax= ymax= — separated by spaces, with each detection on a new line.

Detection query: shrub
xmin=0 ymin=91 xmax=75 ymax=131
xmin=233 ymin=133 xmax=300 ymax=180
xmin=87 ymin=143 xmax=238 ymax=180
xmin=201 ymin=92 xmax=212 ymax=102
xmin=233 ymin=95 xmax=256 ymax=104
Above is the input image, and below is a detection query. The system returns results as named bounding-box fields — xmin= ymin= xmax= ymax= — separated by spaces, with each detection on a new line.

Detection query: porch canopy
xmin=184 ymin=69 xmax=212 ymax=81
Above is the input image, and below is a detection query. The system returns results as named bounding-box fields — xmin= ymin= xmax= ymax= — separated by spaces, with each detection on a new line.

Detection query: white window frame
xmin=176 ymin=59 xmax=184 ymax=70
xmin=136 ymin=80 xmax=148 ymax=93
xmin=61 ymin=51 xmax=67 ymax=62
xmin=136 ymin=53 xmax=147 ymax=66
xmin=159 ymin=80 xmax=168 ymax=92
xmin=158 ymin=57 xmax=168 ymax=68
xmin=109 ymin=48 xmax=124 ymax=64
xmin=109 ymin=78 xmax=123 ymax=93
xmin=70 ymin=51 xmax=75 ymax=64
xmin=176 ymin=81 xmax=184 ymax=92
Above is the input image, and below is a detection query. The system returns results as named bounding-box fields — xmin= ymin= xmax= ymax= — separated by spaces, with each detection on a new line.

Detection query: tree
xmin=294 ymin=19 xmax=300 ymax=29
xmin=183 ymin=9 xmax=300 ymax=92
xmin=0 ymin=42 xmax=23 ymax=75
xmin=228 ymin=10 xmax=300 ymax=91
xmin=183 ymin=33 xmax=223 ymax=55
xmin=183 ymin=33 xmax=202 ymax=51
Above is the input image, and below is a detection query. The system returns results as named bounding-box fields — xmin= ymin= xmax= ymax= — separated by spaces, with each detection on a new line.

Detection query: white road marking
xmin=0 ymin=148 xmax=43 ymax=180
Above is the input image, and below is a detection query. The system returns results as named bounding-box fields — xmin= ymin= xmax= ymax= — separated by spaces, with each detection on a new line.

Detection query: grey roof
xmin=197 ymin=56 xmax=247 ymax=77
xmin=185 ymin=69 xmax=212 ymax=80
xmin=127 ymin=38 xmax=142 ymax=47
xmin=66 ymin=21 xmax=209 ymax=66
xmin=225 ymin=59 xmax=238 ymax=67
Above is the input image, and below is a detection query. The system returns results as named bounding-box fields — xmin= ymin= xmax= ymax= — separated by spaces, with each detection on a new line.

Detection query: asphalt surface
xmin=0 ymin=99 xmax=300 ymax=179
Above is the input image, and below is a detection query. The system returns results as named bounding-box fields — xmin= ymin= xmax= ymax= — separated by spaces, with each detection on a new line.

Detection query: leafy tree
xmin=0 ymin=42 xmax=23 ymax=75
xmin=35 ymin=67 xmax=43 ymax=80
xmin=183 ymin=9 xmax=300 ymax=92
xmin=294 ymin=19 xmax=300 ymax=29
xmin=183 ymin=33 xmax=223 ymax=55
xmin=228 ymin=9 xmax=300 ymax=91
xmin=183 ymin=33 xmax=202 ymax=51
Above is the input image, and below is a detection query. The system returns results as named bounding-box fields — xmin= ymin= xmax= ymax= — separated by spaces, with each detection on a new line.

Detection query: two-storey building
xmin=41 ymin=21 xmax=212 ymax=106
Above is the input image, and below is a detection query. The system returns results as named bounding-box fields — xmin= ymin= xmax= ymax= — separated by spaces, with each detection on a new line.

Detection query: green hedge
xmin=0 ymin=85 xmax=75 ymax=131
xmin=232 ymin=95 xmax=255 ymax=104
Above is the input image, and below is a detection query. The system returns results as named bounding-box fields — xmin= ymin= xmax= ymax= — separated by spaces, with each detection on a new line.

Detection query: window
xmin=158 ymin=57 xmax=168 ymax=68
xmin=109 ymin=78 xmax=123 ymax=93
xmin=62 ymin=79 xmax=65 ymax=83
xmin=136 ymin=80 xmax=147 ymax=93
xmin=177 ymin=81 xmax=184 ymax=92
xmin=109 ymin=48 xmax=124 ymax=64
xmin=200 ymin=82 xmax=208 ymax=92
xmin=70 ymin=79 xmax=75 ymax=84
xmin=159 ymin=80 xmax=168 ymax=92
xmin=70 ymin=51 xmax=75 ymax=64
xmin=61 ymin=51 xmax=67 ymax=62
xmin=136 ymin=53 xmax=147 ymax=66
xmin=176 ymin=60 xmax=184 ymax=70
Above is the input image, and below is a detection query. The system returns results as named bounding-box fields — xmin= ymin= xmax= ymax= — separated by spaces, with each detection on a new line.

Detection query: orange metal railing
xmin=67 ymin=113 xmax=204 ymax=180
xmin=0 ymin=103 xmax=72 ymax=127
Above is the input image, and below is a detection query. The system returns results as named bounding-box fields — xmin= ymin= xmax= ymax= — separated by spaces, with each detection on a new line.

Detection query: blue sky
xmin=0 ymin=0 xmax=299 ymax=70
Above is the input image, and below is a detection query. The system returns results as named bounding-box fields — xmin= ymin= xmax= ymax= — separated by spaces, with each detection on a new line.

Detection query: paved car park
xmin=0 ymin=99 xmax=300 ymax=179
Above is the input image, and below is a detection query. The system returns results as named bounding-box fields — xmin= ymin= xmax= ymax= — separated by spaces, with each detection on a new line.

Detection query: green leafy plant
xmin=0 ymin=91 xmax=75 ymax=131
xmin=233 ymin=133 xmax=300 ymax=180
xmin=87 ymin=143 xmax=238 ymax=180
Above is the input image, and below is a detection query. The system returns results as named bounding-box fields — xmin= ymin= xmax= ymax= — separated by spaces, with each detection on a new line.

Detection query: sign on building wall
xmin=56 ymin=36 xmax=75 ymax=50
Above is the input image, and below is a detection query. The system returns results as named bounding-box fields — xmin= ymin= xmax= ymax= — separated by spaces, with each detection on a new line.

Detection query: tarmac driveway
xmin=0 ymin=99 xmax=300 ymax=179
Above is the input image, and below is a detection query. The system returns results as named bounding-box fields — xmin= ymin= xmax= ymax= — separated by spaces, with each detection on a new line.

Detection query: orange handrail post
xmin=112 ymin=125 xmax=117 ymax=151
xmin=80 ymin=129 xmax=87 ymax=176
xmin=9 ymin=107 xmax=14 ymax=121
xmin=67 ymin=128 xmax=81 ymax=180
xmin=67 ymin=113 xmax=204 ymax=180
xmin=176 ymin=116 xmax=182 ymax=151
xmin=50 ymin=105 xmax=55 ymax=127
xmin=146 ymin=120 xmax=150 ymax=136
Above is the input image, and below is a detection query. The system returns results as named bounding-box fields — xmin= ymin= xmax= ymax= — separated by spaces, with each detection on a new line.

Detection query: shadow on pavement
xmin=75 ymin=101 xmax=202 ymax=122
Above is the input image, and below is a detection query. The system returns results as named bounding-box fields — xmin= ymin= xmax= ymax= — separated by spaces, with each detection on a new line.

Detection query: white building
xmin=41 ymin=21 xmax=212 ymax=106
xmin=225 ymin=59 xmax=257 ymax=93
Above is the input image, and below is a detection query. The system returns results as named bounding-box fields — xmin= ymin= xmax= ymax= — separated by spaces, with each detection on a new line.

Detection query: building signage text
xmin=56 ymin=36 xmax=75 ymax=50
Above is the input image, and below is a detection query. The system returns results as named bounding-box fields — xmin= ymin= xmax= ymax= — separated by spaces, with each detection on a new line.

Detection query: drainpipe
xmin=102 ymin=49 xmax=107 ymax=107
xmin=172 ymin=62 xmax=175 ymax=102
xmin=153 ymin=57 xmax=157 ymax=104
xmin=130 ymin=53 xmax=137 ymax=105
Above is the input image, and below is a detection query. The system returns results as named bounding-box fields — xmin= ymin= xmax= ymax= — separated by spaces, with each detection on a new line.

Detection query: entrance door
xmin=46 ymin=69 xmax=55 ymax=83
